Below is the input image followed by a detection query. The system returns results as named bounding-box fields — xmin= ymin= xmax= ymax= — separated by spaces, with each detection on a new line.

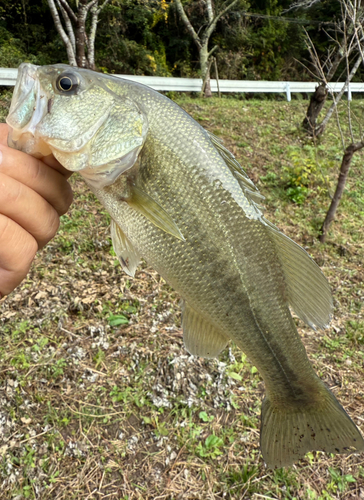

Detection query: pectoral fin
xmin=182 ymin=303 xmax=229 ymax=358
xmin=110 ymin=220 xmax=140 ymax=277
xmin=127 ymin=185 xmax=185 ymax=241
xmin=264 ymin=218 xmax=333 ymax=329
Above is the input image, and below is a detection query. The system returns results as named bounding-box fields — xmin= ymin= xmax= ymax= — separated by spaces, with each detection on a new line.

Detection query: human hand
xmin=0 ymin=123 xmax=73 ymax=298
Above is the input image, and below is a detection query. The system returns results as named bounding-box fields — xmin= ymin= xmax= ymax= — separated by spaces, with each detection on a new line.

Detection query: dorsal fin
xmin=208 ymin=132 xmax=331 ymax=330
xmin=264 ymin=218 xmax=333 ymax=329
xmin=208 ymin=132 xmax=265 ymax=207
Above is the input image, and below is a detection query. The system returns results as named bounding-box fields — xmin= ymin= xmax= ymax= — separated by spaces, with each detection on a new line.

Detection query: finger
xmin=41 ymin=154 xmax=73 ymax=179
xmin=0 ymin=172 xmax=60 ymax=248
xmin=0 ymin=214 xmax=38 ymax=296
xmin=0 ymin=123 xmax=73 ymax=179
xmin=0 ymin=123 xmax=9 ymax=146
xmin=0 ymin=145 xmax=73 ymax=216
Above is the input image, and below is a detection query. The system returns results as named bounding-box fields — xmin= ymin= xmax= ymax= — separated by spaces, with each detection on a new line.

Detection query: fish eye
xmin=56 ymin=73 xmax=80 ymax=94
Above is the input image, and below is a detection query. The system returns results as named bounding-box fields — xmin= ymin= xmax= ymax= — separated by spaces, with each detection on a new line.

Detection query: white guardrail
xmin=1 ymin=68 xmax=363 ymax=101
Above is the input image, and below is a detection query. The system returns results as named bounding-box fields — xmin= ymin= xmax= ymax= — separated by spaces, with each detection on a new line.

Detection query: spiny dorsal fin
xmin=111 ymin=219 xmax=140 ymax=277
xmin=182 ymin=302 xmax=229 ymax=358
xmin=208 ymin=132 xmax=265 ymax=207
xmin=264 ymin=218 xmax=333 ymax=329
xmin=127 ymin=185 xmax=185 ymax=241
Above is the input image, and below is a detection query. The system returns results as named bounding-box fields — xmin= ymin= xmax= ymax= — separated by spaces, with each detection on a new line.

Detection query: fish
xmin=6 ymin=62 xmax=364 ymax=468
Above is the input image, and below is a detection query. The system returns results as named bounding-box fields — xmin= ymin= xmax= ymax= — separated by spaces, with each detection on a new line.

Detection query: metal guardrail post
xmin=285 ymin=82 xmax=291 ymax=102
xmin=347 ymin=83 xmax=352 ymax=101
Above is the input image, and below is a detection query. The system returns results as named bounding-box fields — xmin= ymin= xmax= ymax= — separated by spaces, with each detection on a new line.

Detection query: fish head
xmin=7 ymin=63 xmax=148 ymax=188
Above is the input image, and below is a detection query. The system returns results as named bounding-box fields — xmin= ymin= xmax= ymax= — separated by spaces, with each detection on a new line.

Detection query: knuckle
xmin=0 ymin=214 xmax=38 ymax=270
xmin=22 ymin=234 xmax=39 ymax=266
xmin=0 ymin=213 xmax=10 ymax=241
xmin=56 ymin=182 xmax=73 ymax=215
xmin=0 ymin=173 xmax=22 ymax=205
xmin=27 ymin=159 xmax=42 ymax=183
xmin=40 ymin=208 xmax=60 ymax=245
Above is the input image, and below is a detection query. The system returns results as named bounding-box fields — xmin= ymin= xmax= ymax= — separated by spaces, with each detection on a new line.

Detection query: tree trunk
xmin=75 ymin=3 xmax=87 ymax=68
xmin=47 ymin=0 xmax=77 ymax=66
xmin=302 ymin=83 xmax=327 ymax=136
xmin=304 ymin=54 xmax=362 ymax=139
xmin=319 ymin=141 xmax=364 ymax=242
xmin=87 ymin=5 xmax=98 ymax=70
xmin=200 ymin=45 xmax=212 ymax=97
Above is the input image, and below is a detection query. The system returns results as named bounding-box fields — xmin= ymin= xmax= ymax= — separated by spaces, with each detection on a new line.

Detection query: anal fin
xmin=111 ymin=219 xmax=140 ymax=277
xmin=182 ymin=303 xmax=229 ymax=358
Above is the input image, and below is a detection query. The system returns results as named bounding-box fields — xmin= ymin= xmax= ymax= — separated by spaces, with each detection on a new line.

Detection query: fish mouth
xmin=6 ymin=63 xmax=51 ymax=157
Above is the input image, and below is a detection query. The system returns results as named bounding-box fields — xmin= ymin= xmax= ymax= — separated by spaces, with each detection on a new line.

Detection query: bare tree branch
xmin=47 ymin=0 xmax=110 ymax=68
xmin=56 ymin=0 xmax=76 ymax=54
xmin=208 ymin=44 xmax=219 ymax=57
xmin=282 ymin=0 xmax=322 ymax=13
xmin=316 ymin=52 xmax=361 ymax=136
xmin=174 ymin=0 xmax=240 ymax=95
xmin=88 ymin=4 xmax=98 ymax=69
xmin=174 ymin=0 xmax=201 ymax=49
xmin=85 ymin=0 xmax=99 ymax=13
xmin=206 ymin=0 xmax=214 ymax=23
xmin=58 ymin=0 xmax=77 ymax=22
xmin=319 ymin=141 xmax=364 ymax=242
xmin=300 ymin=0 xmax=364 ymax=240
xmin=205 ymin=0 xmax=240 ymax=40
xmin=97 ymin=0 xmax=112 ymax=14
xmin=47 ymin=0 xmax=77 ymax=66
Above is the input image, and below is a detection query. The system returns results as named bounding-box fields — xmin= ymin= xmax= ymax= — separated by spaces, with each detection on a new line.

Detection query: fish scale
xmin=100 ymin=130 xmax=333 ymax=401
xmin=7 ymin=62 xmax=364 ymax=468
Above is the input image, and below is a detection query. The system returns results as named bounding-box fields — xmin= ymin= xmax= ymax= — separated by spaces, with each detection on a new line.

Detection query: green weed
xmin=346 ymin=320 xmax=364 ymax=344
xmin=196 ymin=434 xmax=224 ymax=459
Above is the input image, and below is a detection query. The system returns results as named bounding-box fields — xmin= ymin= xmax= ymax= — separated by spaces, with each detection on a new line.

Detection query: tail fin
xmin=260 ymin=387 xmax=364 ymax=468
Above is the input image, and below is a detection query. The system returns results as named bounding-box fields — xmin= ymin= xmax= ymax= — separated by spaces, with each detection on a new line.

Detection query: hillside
xmin=0 ymin=94 xmax=364 ymax=499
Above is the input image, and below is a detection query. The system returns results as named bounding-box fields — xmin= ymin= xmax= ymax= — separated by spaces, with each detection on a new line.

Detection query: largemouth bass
xmin=7 ymin=63 xmax=364 ymax=468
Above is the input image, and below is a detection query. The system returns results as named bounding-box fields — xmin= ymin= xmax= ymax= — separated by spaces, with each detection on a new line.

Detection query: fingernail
xmin=0 ymin=149 xmax=3 ymax=165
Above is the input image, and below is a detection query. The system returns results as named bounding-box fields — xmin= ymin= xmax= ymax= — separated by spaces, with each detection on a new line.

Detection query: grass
xmin=1 ymin=92 xmax=364 ymax=499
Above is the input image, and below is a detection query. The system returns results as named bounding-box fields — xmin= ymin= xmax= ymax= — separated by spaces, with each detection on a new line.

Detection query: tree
xmin=173 ymin=0 xmax=243 ymax=96
xmin=47 ymin=0 xmax=111 ymax=68
xmin=288 ymin=0 xmax=363 ymax=137
xmin=291 ymin=0 xmax=364 ymax=241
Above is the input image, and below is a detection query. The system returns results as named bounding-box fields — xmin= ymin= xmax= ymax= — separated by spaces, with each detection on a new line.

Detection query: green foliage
xmin=282 ymin=145 xmax=330 ymax=204
xmin=108 ymin=314 xmax=129 ymax=327
xmin=326 ymin=467 xmax=356 ymax=494
xmin=96 ymin=1 xmax=172 ymax=75
xmin=0 ymin=1 xmax=68 ymax=65
xmin=199 ymin=411 xmax=214 ymax=422
xmin=0 ymin=27 xmax=36 ymax=67
xmin=196 ymin=434 xmax=224 ymax=459
xmin=0 ymin=0 xmax=351 ymax=81
xmin=227 ymin=463 xmax=258 ymax=485
xmin=346 ymin=320 xmax=364 ymax=344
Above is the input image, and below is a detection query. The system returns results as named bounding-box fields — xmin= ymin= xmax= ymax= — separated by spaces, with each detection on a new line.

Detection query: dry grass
xmin=1 ymin=94 xmax=364 ymax=499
